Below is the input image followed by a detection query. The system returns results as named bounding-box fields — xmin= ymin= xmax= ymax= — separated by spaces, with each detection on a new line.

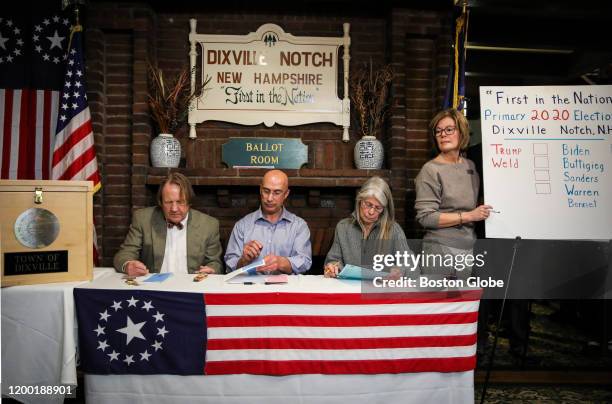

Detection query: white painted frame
xmin=188 ymin=20 xmax=351 ymax=141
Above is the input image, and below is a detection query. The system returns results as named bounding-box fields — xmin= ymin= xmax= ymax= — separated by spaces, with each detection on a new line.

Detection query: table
xmin=76 ymin=270 xmax=481 ymax=404
xmin=1 ymin=268 xmax=113 ymax=404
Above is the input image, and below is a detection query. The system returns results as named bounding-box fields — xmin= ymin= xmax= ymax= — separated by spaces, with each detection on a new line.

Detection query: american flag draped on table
xmin=74 ymin=288 xmax=481 ymax=375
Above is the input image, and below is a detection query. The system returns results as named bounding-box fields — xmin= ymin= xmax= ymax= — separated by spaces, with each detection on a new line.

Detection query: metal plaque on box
xmin=14 ymin=207 xmax=60 ymax=248
xmin=4 ymin=251 xmax=68 ymax=276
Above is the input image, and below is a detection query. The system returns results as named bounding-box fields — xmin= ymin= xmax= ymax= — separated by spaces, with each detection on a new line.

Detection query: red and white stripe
xmin=204 ymin=290 xmax=481 ymax=375
xmin=0 ymin=89 xmax=58 ymax=180
xmin=51 ymin=107 xmax=100 ymax=191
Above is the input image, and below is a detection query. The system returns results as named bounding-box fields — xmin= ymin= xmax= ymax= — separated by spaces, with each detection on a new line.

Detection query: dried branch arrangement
xmin=350 ymin=63 xmax=394 ymax=138
xmin=147 ymin=63 xmax=211 ymax=134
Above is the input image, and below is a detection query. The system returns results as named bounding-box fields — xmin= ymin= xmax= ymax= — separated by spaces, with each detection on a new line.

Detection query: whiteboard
xmin=480 ymin=85 xmax=612 ymax=240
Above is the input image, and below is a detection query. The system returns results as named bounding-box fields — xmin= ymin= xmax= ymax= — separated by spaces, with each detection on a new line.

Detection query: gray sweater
xmin=414 ymin=158 xmax=480 ymax=250
xmin=325 ymin=216 xmax=412 ymax=271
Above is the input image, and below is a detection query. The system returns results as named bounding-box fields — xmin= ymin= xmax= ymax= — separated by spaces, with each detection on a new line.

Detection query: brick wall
xmin=86 ymin=4 xmax=155 ymax=266
xmin=85 ymin=3 xmax=452 ymax=269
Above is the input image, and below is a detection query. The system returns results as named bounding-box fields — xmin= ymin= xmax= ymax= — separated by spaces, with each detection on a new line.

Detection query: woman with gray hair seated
xmin=324 ymin=176 xmax=412 ymax=278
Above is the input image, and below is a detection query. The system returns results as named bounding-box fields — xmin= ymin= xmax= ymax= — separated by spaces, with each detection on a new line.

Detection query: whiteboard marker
xmin=491 ymin=210 xmax=501 ymax=213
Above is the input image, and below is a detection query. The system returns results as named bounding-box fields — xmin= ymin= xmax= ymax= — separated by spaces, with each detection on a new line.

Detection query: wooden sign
xmin=221 ymin=137 xmax=308 ymax=169
xmin=188 ymin=21 xmax=351 ymax=141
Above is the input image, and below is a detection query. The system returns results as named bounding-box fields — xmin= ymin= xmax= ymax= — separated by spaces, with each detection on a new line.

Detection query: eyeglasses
xmin=360 ymin=200 xmax=384 ymax=213
xmin=434 ymin=126 xmax=457 ymax=137
xmin=261 ymin=188 xmax=286 ymax=198
xmin=162 ymin=200 xmax=187 ymax=207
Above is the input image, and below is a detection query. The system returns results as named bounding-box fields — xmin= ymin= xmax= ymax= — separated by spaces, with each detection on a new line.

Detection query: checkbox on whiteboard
xmin=534 ymin=170 xmax=550 ymax=181
xmin=533 ymin=143 xmax=548 ymax=155
xmin=535 ymin=183 xmax=551 ymax=194
xmin=534 ymin=156 xmax=549 ymax=168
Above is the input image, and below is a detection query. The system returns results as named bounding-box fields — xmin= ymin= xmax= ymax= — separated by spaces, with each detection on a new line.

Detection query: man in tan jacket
xmin=113 ymin=172 xmax=222 ymax=276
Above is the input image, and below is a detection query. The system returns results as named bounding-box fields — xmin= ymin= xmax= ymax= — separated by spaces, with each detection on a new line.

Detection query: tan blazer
xmin=113 ymin=206 xmax=223 ymax=274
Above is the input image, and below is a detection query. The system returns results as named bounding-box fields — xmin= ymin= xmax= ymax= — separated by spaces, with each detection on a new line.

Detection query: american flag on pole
xmin=0 ymin=12 xmax=70 ymax=179
xmin=56 ymin=22 xmax=102 ymax=263
xmin=443 ymin=4 xmax=469 ymax=111
xmin=51 ymin=23 xmax=100 ymax=192
xmin=75 ymin=288 xmax=481 ymax=375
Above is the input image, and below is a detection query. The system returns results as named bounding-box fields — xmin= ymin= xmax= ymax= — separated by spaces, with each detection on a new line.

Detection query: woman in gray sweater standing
xmin=415 ymin=108 xmax=492 ymax=279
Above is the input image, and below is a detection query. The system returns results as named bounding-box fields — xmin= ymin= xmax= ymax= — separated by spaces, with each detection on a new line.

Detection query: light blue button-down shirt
xmin=224 ymin=207 xmax=312 ymax=273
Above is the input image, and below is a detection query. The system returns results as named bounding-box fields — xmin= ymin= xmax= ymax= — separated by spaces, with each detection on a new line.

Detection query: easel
xmin=479 ymin=236 xmax=521 ymax=404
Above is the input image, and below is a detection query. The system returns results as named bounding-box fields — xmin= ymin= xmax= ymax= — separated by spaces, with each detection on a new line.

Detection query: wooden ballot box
xmin=0 ymin=180 xmax=94 ymax=286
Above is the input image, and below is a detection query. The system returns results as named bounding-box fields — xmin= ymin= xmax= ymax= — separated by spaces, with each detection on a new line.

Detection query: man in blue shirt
xmin=224 ymin=169 xmax=312 ymax=274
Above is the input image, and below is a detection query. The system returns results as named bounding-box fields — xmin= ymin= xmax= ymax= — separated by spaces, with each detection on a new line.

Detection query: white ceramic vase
xmin=150 ymin=133 xmax=181 ymax=168
xmin=354 ymin=135 xmax=384 ymax=169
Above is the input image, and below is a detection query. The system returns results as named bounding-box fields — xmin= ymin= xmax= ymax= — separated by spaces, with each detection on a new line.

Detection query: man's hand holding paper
xmin=236 ymin=240 xmax=263 ymax=268
xmin=257 ymin=254 xmax=292 ymax=274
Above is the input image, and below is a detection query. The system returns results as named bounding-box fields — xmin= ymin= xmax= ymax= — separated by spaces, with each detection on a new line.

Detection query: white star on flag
xmin=151 ymin=341 xmax=163 ymax=351
xmin=46 ymin=30 xmax=64 ymax=50
xmin=153 ymin=311 xmax=165 ymax=322
xmin=99 ymin=310 xmax=111 ymax=321
xmin=94 ymin=325 xmax=105 ymax=336
xmin=111 ymin=301 xmax=123 ymax=311
xmin=157 ymin=326 xmax=169 ymax=338
xmin=140 ymin=350 xmax=152 ymax=361
xmin=126 ymin=296 xmax=139 ymax=307
xmin=142 ymin=301 xmax=154 ymax=311
xmin=97 ymin=340 xmax=109 ymax=351
xmin=116 ymin=316 xmax=146 ymax=345
xmin=47 ymin=30 xmax=66 ymax=50
xmin=123 ymin=355 xmax=135 ymax=366
xmin=107 ymin=350 xmax=120 ymax=361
